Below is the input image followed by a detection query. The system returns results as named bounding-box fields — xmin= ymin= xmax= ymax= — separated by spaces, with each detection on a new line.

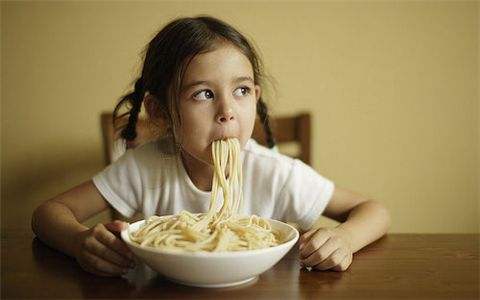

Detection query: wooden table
xmin=2 ymin=228 xmax=478 ymax=299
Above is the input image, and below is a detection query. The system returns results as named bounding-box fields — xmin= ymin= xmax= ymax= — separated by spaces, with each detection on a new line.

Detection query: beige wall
xmin=2 ymin=1 xmax=478 ymax=233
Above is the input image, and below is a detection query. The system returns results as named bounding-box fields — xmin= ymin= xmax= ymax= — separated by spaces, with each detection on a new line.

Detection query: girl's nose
xmin=216 ymin=96 xmax=235 ymax=124
xmin=216 ymin=109 xmax=235 ymax=123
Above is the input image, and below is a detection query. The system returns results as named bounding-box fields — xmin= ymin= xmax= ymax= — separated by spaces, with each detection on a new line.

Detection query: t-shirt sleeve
xmin=278 ymin=159 xmax=335 ymax=231
xmin=92 ymin=150 xmax=142 ymax=218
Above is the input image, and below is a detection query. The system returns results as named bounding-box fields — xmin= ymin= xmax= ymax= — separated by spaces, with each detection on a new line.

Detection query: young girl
xmin=31 ymin=16 xmax=390 ymax=277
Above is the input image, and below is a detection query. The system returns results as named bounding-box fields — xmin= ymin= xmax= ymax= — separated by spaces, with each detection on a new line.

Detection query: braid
xmin=113 ymin=77 xmax=145 ymax=141
xmin=256 ymin=98 xmax=275 ymax=148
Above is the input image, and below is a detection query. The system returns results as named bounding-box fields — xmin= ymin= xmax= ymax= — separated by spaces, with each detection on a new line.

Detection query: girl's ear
xmin=255 ymin=85 xmax=262 ymax=102
xmin=144 ymin=94 xmax=172 ymax=128
xmin=144 ymin=94 xmax=161 ymax=118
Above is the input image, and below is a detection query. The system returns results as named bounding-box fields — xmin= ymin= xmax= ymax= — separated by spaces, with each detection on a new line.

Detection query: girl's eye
xmin=193 ymin=90 xmax=214 ymax=101
xmin=233 ymin=87 xmax=251 ymax=97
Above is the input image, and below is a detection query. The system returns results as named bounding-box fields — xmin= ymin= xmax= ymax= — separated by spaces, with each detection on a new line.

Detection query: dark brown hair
xmin=114 ymin=16 xmax=275 ymax=148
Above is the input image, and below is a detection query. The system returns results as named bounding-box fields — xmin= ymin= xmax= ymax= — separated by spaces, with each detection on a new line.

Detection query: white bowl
xmin=121 ymin=217 xmax=299 ymax=288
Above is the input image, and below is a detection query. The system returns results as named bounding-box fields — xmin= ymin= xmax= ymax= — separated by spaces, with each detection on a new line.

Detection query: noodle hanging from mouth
xmin=129 ymin=138 xmax=280 ymax=252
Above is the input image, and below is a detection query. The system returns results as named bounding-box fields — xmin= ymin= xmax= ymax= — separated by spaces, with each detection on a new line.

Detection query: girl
xmin=31 ymin=16 xmax=390 ymax=277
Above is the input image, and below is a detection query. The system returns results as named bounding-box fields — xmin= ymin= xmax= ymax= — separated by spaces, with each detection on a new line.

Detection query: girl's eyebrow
xmin=182 ymin=76 xmax=254 ymax=91
xmin=233 ymin=76 xmax=254 ymax=84
xmin=181 ymin=80 xmax=210 ymax=92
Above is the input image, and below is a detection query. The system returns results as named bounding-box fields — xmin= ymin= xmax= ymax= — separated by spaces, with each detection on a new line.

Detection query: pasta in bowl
xmin=121 ymin=217 xmax=298 ymax=287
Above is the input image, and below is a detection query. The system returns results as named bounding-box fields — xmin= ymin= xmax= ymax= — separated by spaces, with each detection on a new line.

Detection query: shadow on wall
xmin=1 ymin=145 xmax=105 ymax=229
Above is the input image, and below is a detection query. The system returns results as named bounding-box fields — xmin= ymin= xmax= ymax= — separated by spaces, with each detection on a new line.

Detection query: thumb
xmin=104 ymin=220 xmax=128 ymax=233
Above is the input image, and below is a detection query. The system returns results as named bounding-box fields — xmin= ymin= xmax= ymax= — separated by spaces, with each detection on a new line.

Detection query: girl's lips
xmin=211 ymin=135 xmax=238 ymax=143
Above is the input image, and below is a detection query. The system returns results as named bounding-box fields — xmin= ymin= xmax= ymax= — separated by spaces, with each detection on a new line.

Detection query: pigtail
xmin=256 ymin=98 xmax=276 ymax=149
xmin=113 ymin=77 xmax=145 ymax=142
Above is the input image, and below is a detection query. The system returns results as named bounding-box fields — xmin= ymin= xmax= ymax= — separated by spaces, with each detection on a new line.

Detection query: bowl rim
xmin=121 ymin=216 xmax=299 ymax=258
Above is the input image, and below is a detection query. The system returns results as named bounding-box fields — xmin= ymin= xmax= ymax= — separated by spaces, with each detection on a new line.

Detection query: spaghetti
xmin=129 ymin=138 xmax=280 ymax=252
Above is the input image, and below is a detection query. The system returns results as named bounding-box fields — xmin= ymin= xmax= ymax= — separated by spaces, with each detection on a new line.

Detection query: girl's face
xmin=177 ymin=43 xmax=260 ymax=165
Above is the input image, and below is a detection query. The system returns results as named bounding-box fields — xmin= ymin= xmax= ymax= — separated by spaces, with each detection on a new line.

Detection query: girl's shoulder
xmin=117 ymin=137 xmax=179 ymax=168
xmin=104 ymin=138 xmax=181 ymax=189
xmin=243 ymin=139 xmax=322 ymax=180
xmin=242 ymin=139 xmax=299 ymax=176
xmin=132 ymin=137 xmax=177 ymax=156
xmin=243 ymin=139 xmax=295 ymax=165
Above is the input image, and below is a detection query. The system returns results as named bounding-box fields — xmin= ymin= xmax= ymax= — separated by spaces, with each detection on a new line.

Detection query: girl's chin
xmin=180 ymin=147 xmax=214 ymax=166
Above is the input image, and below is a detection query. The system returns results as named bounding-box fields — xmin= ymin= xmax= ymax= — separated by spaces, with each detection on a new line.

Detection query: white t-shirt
xmin=93 ymin=138 xmax=335 ymax=230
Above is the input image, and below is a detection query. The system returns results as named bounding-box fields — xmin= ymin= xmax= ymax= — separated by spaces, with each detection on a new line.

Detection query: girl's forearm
xmin=31 ymin=201 xmax=88 ymax=257
xmin=336 ymin=200 xmax=390 ymax=253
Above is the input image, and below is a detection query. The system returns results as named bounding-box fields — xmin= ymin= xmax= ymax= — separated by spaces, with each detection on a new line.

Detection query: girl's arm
xmin=31 ymin=180 xmax=135 ymax=276
xmin=298 ymin=187 xmax=390 ymax=271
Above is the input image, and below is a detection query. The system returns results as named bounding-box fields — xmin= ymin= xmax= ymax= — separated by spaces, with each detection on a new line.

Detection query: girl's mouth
xmin=211 ymin=135 xmax=238 ymax=143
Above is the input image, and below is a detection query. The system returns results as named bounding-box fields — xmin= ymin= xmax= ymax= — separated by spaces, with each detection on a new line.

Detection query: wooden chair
xmin=251 ymin=113 xmax=311 ymax=164
xmin=100 ymin=112 xmax=311 ymax=220
xmin=101 ymin=113 xmax=161 ymax=166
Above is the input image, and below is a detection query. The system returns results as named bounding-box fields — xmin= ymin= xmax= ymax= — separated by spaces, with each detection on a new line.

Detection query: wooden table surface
xmin=1 ymin=228 xmax=478 ymax=299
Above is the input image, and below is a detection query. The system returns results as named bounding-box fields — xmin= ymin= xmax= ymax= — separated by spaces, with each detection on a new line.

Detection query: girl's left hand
xmin=298 ymin=227 xmax=353 ymax=271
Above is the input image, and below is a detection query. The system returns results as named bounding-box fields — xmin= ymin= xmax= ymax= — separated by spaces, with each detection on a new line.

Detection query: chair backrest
xmin=251 ymin=113 xmax=311 ymax=164
xmin=101 ymin=112 xmax=311 ymax=165
xmin=101 ymin=113 xmax=160 ymax=165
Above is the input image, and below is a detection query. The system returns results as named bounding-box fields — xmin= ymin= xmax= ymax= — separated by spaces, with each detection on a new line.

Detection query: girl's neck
xmin=180 ymin=150 xmax=213 ymax=192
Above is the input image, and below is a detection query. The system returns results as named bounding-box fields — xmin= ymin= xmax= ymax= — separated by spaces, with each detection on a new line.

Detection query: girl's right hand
xmin=72 ymin=220 xmax=135 ymax=276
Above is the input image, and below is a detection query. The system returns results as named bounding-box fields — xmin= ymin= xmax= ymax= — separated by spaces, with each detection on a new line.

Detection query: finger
xmin=104 ymin=220 xmax=128 ymax=234
xmin=104 ymin=221 xmax=134 ymax=257
xmin=81 ymin=249 xmax=129 ymax=276
xmin=299 ymin=229 xmax=332 ymax=258
xmin=298 ymin=228 xmax=318 ymax=244
xmin=313 ymin=248 xmax=348 ymax=271
xmin=86 ymin=236 xmax=134 ymax=268
xmin=93 ymin=224 xmax=134 ymax=260
xmin=301 ymin=236 xmax=340 ymax=266
xmin=331 ymin=253 xmax=353 ymax=272
xmin=98 ymin=230 xmax=134 ymax=259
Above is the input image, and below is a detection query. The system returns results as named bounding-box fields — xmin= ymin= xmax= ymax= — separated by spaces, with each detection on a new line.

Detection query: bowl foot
xmin=167 ymin=275 xmax=258 ymax=288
